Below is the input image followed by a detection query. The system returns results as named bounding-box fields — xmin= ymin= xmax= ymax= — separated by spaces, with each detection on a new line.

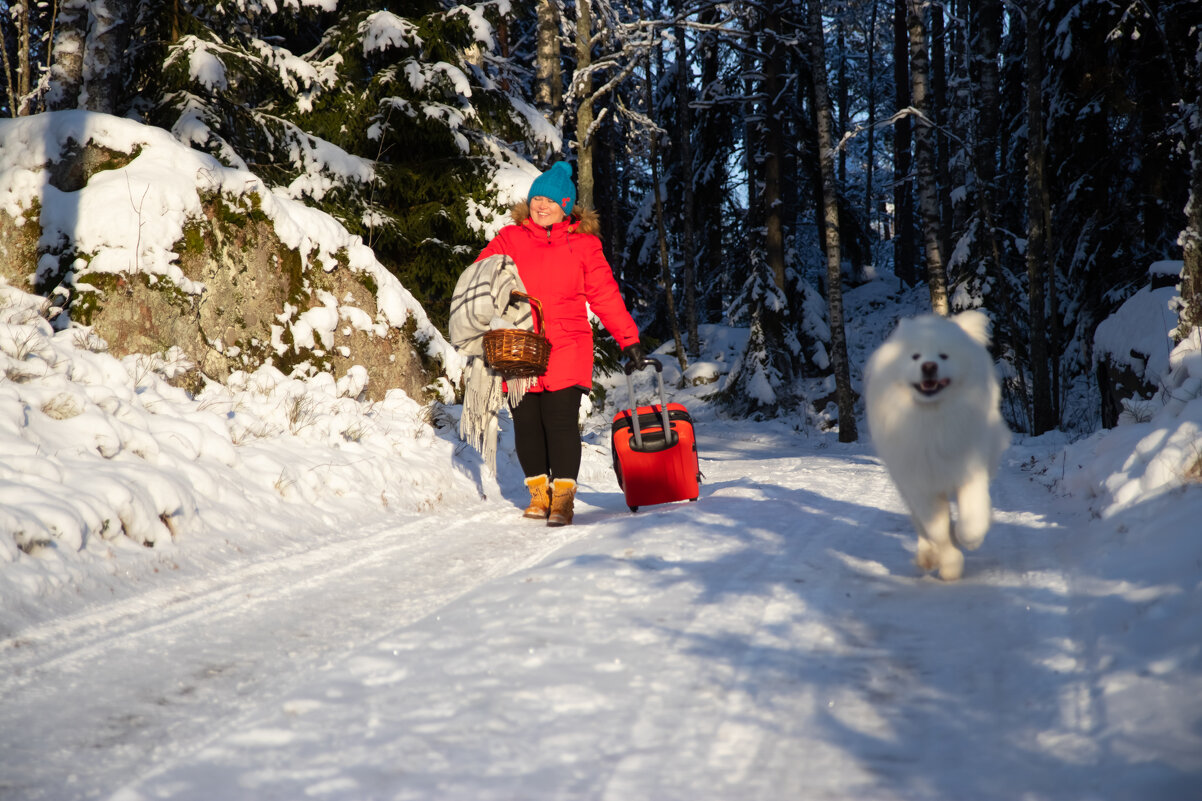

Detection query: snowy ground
xmin=1 ymin=270 xmax=1200 ymax=799
xmin=2 ymin=109 xmax=1199 ymax=800
xmin=2 ymin=413 xmax=1200 ymax=801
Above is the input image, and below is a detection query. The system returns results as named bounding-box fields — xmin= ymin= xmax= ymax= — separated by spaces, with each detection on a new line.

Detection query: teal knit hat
xmin=527 ymin=162 xmax=576 ymax=215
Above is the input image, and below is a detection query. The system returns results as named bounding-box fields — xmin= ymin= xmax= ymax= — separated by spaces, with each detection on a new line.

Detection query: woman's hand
xmin=621 ymin=343 xmax=646 ymax=370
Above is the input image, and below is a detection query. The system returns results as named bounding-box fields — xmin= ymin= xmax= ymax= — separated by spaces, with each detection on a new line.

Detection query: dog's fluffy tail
xmin=952 ymin=310 xmax=992 ymax=348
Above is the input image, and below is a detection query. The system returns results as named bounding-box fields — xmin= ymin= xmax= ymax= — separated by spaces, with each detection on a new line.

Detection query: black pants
xmin=511 ymin=387 xmax=585 ymax=482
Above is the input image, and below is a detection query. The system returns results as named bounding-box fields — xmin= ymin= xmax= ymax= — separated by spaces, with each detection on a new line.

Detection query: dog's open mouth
xmin=914 ymin=378 xmax=951 ymax=396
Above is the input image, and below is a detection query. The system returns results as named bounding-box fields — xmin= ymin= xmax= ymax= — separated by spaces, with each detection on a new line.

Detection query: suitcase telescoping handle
xmin=623 ymin=356 xmax=676 ymax=450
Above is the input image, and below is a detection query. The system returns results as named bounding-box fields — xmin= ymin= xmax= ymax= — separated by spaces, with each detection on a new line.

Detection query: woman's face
xmin=529 ymin=195 xmax=567 ymax=226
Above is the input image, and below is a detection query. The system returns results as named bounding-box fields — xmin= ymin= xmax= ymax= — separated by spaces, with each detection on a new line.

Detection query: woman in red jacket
xmin=476 ymin=161 xmax=644 ymax=526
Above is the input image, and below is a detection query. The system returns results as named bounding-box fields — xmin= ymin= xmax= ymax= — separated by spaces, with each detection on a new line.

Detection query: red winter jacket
xmin=476 ymin=204 xmax=640 ymax=392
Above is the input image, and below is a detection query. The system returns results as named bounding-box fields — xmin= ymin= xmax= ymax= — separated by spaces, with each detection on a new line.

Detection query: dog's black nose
xmin=921 ymin=361 xmax=938 ymax=377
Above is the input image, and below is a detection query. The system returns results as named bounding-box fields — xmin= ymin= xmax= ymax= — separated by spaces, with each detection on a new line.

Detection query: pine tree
xmin=133 ymin=0 xmax=554 ymax=327
xmin=9 ymin=0 xmax=1201 ymax=434
xmin=1041 ymin=0 xmax=1194 ymax=427
xmin=719 ymin=0 xmax=831 ymax=418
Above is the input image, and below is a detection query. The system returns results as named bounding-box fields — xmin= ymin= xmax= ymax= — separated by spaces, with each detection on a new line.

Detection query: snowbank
xmin=1063 ymin=329 xmax=1202 ymax=515
xmin=0 ymin=278 xmax=474 ymax=630
xmin=0 ymin=110 xmax=463 ymax=381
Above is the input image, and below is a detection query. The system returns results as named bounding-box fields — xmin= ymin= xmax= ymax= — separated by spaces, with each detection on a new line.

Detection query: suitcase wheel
xmin=629 ymin=505 xmax=639 ymax=513
xmin=689 ymin=497 xmax=698 ymax=502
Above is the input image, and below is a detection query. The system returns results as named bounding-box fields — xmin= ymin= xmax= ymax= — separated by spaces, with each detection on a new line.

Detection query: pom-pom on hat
xmin=527 ymin=162 xmax=576 ymax=216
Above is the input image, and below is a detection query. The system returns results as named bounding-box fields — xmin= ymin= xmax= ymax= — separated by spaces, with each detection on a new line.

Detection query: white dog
xmin=864 ymin=311 xmax=1011 ymax=581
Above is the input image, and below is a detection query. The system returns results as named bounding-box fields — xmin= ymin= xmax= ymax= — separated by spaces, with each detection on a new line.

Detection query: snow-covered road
xmin=1 ymin=422 xmax=1199 ymax=801
xmin=1 ymin=108 xmax=1198 ymax=801
xmin=0 ymin=500 xmax=588 ymax=798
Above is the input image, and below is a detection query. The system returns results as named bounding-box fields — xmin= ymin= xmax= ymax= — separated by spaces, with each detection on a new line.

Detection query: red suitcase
xmin=611 ymin=358 xmax=701 ymax=512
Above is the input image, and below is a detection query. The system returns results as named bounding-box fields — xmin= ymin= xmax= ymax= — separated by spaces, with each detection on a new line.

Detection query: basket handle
xmin=509 ymin=291 xmax=544 ymax=335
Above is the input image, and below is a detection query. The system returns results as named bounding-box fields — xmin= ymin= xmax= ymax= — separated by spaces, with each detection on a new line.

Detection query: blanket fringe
xmin=451 ymin=255 xmax=542 ymax=475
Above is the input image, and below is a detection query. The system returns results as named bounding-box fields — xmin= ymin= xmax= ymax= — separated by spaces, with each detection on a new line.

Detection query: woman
xmin=476 ymin=161 xmax=644 ymax=526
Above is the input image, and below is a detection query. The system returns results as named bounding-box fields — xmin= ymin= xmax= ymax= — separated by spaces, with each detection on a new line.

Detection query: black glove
xmin=621 ymin=343 xmax=646 ymax=370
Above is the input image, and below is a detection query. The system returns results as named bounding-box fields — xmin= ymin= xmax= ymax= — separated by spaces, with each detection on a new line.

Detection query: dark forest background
xmin=2 ymin=0 xmax=1200 ymax=439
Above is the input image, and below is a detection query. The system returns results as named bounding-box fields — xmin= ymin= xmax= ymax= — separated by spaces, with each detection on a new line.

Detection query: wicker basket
xmin=482 ymin=292 xmax=549 ymax=378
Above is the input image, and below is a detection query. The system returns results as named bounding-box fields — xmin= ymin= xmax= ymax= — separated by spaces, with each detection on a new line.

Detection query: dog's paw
xmin=915 ymin=538 xmax=939 ymax=572
xmin=937 ymin=548 xmax=965 ymax=581
xmin=956 ymin=525 xmax=988 ymax=552
xmin=955 ymin=516 xmax=990 ymax=551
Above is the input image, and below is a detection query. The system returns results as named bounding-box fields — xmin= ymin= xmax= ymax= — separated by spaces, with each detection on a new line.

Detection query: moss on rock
xmin=3 ymin=141 xmax=438 ymax=404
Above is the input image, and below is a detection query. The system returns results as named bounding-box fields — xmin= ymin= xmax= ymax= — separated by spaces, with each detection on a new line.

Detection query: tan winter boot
xmin=523 ymin=474 xmax=550 ymax=519
xmin=547 ymin=478 xmax=577 ymax=527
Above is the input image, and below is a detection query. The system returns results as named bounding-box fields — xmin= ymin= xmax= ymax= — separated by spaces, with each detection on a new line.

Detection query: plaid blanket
xmin=449 ymin=255 xmax=536 ymax=473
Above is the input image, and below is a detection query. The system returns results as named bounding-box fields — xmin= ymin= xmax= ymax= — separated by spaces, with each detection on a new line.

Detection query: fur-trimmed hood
xmin=509 ymin=201 xmax=602 ymax=237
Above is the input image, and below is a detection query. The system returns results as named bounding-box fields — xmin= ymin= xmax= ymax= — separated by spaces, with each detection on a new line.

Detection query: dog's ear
xmin=951 ymin=310 xmax=992 ymax=347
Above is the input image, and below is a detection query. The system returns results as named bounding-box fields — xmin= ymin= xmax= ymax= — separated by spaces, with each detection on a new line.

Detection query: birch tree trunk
xmin=574 ymin=0 xmax=595 ymax=209
xmin=1025 ymin=0 xmax=1054 ymax=434
xmin=48 ymin=0 xmax=86 ymax=111
xmin=808 ymin=0 xmax=858 ymax=442
xmin=83 ymin=0 xmax=129 ymax=113
xmin=535 ymin=0 xmax=562 ymax=117
xmin=907 ymin=0 xmax=948 ymax=314
xmin=16 ymin=0 xmax=34 ymax=115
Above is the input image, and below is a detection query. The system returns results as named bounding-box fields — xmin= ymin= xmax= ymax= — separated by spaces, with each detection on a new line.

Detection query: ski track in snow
xmin=1 ymin=424 xmax=1197 ymax=801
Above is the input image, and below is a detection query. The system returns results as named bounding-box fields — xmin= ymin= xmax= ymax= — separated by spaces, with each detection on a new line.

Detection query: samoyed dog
xmin=864 ymin=310 xmax=1011 ymax=581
